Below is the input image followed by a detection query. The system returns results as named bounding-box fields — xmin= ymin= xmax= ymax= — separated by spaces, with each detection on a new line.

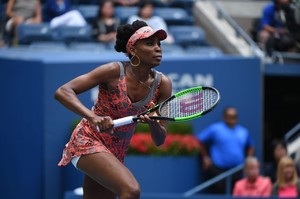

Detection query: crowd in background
xmin=254 ymin=0 xmax=300 ymax=57
xmin=1 ymin=0 xmax=300 ymax=58
xmin=196 ymin=106 xmax=300 ymax=197
xmin=0 ymin=0 xmax=188 ymax=46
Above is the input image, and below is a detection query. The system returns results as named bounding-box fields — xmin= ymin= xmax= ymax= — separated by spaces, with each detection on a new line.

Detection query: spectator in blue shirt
xmin=258 ymin=0 xmax=295 ymax=57
xmin=196 ymin=106 xmax=254 ymax=194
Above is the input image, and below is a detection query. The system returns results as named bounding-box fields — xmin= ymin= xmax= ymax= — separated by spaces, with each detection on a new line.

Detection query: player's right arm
xmin=54 ymin=62 xmax=119 ymax=131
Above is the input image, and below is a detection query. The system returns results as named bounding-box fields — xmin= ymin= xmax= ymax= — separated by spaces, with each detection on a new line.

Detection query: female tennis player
xmin=55 ymin=20 xmax=172 ymax=199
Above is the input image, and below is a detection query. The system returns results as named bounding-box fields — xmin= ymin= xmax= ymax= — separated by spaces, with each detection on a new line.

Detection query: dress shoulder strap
xmin=132 ymin=69 xmax=162 ymax=108
xmin=116 ymin=62 xmax=125 ymax=78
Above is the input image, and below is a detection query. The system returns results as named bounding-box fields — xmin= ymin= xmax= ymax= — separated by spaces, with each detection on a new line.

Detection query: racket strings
xmin=160 ymin=89 xmax=219 ymax=118
xmin=203 ymin=89 xmax=219 ymax=111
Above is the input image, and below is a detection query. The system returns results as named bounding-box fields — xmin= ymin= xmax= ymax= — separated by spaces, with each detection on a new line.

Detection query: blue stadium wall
xmin=0 ymin=53 xmax=262 ymax=199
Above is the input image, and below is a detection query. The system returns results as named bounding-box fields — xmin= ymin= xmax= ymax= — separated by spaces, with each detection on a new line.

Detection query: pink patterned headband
xmin=126 ymin=26 xmax=167 ymax=53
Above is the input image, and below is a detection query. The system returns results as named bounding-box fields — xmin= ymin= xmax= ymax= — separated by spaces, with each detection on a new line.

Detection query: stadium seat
xmin=161 ymin=43 xmax=185 ymax=54
xmin=185 ymin=46 xmax=223 ymax=57
xmin=115 ymin=6 xmax=138 ymax=24
xmin=169 ymin=25 xmax=208 ymax=48
xmin=169 ymin=0 xmax=195 ymax=15
xmin=69 ymin=42 xmax=107 ymax=52
xmin=52 ymin=25 xmax=93 ymax=44
xmin=77 ymin=4 xmax=98 ymax=23
xmin=17 ymin=23 xmax=53 ymax=44
xmin=152 ymin=0 xmax=194 ymax=13
xmin=154 ymin=7 xmax=194 ymax=26
xmin=28 ymin=41 xmax=68 ymax=51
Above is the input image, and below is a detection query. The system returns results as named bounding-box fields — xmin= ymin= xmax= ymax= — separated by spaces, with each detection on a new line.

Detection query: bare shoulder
xmin=161 ymin=73 xmax=172 ymax=84
xmin=160 ymin=73 xmax=172 ymax=90
xmin=92 ymin=62 xmax=121 ymax=83
xmin=95 ymin=62 xmax=120 ymax=75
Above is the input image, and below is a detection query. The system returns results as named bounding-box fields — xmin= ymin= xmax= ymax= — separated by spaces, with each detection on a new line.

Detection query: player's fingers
xmin=102 ymin=116 xmax=113 ymax=128
xmin=137 ymin=115 xmax=146 ymax=123
xmin=95 ymin=116 xmax=113 ymax=132
xmin=143 ymin=115 xmax=157 ymax=123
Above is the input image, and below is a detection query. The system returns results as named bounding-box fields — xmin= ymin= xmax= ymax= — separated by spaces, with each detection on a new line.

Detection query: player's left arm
xmin=142 ymin=74 xmax=172 ymax=146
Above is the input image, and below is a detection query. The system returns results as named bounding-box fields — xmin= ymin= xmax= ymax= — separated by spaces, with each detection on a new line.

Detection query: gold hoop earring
xmin=130 ymin=55 xmax=140 ymax=67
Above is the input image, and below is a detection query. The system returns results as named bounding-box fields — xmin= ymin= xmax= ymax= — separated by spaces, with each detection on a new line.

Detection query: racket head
xmin=158 ymin=86 xmax=220 ymax=121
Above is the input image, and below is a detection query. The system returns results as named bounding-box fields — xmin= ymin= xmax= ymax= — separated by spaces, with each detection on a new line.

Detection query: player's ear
xmin=129 ymin=48 xmax=136 ymax=55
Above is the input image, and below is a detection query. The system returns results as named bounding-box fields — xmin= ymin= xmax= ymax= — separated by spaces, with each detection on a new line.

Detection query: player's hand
xmin=139 ymin=102 xmax=159 ymax=125
xmin=91 ymin=116 xmax=114 ymax=134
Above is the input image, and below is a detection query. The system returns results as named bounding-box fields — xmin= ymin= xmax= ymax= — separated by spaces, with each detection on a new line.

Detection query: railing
xmin=208 ymin=0 xmax=264 ymax=58
xmin=182 ymin=164 xmax=244 ymax=197
xmin=284 ymin=122 xmax=300 ymax=156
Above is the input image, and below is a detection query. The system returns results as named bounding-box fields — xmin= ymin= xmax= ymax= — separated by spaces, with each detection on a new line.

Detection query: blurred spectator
xmin=295 ymin=149 xmax=300 ymax=178
xmin=271 ymin=156 xmax=300 ymax=197
xmin=113 ymin=0 xmax=139 ymax=7
xmin=127 ymin=1 xmax=174 ymax=44
xmin=5 ymin=0 xmax=42 ymax=44
xmin=44 ymin=0 xmax=86 ymax=29
xmin=280 ymin=0 xmax=300 ymax=52
xmin=196 ymin=106 xmax=255 ymax=194
xmin=258 ymin=0 xmax=295 ymax=57
xmin=263 ymin=139 xmax=287 ymax=183
xmin=233 ymin=156 xmax=272 ymax=197
xmin=91 ymin=0 xmax=120 ymax=44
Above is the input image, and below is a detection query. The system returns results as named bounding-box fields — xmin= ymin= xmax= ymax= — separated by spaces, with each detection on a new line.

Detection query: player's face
xmin=134 ymin=36 xmax=163 ymax=67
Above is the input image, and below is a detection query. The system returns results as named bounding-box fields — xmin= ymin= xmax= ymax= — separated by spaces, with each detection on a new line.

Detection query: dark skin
xmin=55 ymin=35 xmax=172 ymax=199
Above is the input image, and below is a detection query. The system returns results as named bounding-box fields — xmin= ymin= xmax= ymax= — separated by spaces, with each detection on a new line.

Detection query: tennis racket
xmin=109 ymin=86 xmax=220 ymax=128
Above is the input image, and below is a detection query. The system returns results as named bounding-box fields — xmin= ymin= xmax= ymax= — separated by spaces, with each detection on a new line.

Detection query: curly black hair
xmin=114 ymin=20 xmax=148 ymax=55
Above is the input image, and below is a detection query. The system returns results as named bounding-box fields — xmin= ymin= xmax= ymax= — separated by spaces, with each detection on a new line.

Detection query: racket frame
xmin=111 ymin=86 xmax=220 ymax=128
xmin=157 ymin=86 xmax=220 ymax=122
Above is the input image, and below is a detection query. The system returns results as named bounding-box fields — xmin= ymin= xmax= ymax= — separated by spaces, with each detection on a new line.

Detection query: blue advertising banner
xmin=0 ymin=53 xmax=262 ymax=199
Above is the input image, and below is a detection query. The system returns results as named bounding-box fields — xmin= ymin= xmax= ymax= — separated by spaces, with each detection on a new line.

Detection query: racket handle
xmin=113 ymin=116 xmax=135 ymax=127
xmin=96 ymin=116 xmax=135 ymax=132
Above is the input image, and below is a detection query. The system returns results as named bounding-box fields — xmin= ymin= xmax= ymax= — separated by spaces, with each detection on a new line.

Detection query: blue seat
xmin=185 ymin=46 xmax=223 ymax=57
xmin=77 ymin=5 xmax=98 ymax=23
xmin=115 ymin=6 xmax=138 ymax=24
xmin=154 ymin=7 xmax=194 ymax=25
xmin=69 ymin=42 xmax=107 ymax=52
xmin=169 ymin=0 xmax=195 ymax=15
xmin=28 ymin=41 xmax=68 ymax=51
xmin=17 ymin=23 xmax=53 ymax=44
xmin=161 ymin=43 xmax=185 ymax=54
xmin=52 ymin=25 xmax=93 ymax=44
xmin=168 ymin=25 xmax=207 ymax=48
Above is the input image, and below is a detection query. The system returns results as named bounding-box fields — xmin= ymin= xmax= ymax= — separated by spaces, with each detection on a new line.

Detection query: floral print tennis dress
xmin=58 ymin=62 xmax=162 ymax=165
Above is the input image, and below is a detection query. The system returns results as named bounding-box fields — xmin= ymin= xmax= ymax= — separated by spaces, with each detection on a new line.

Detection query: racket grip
xmin=113 ymin=116 xmax=135 ymax=127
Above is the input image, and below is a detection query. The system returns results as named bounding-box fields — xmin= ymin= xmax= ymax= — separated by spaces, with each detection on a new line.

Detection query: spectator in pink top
xmin=233 ymin=156 xmax=272 ymax=197
xmin=272 ymin=156 xmax=300 ymax=197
